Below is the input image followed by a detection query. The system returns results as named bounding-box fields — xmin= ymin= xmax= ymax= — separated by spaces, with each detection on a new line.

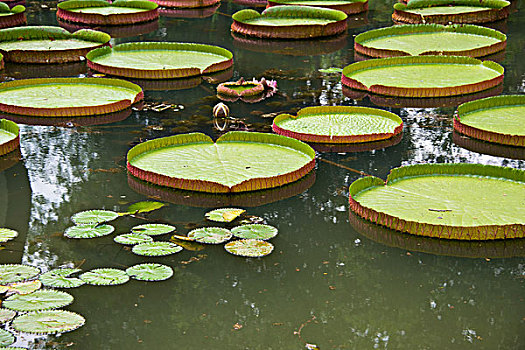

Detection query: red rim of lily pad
xmin=0 ymin=3 xmax=26 ymax=29
xmin=267 ymin=0 xmax=368 ymax=15
xmin=392 ymin=0 xmax=510 ymax=25
xmin=272 ymin=106 xmax=403 ymax=144
xmin=341 ymin=56 xmax=504 ymax=98
xmin=453 ymin=131 xmax=525 ymax=160
xmin=231 ymin=6 xmax=348 ymax=39
xmin=57 ymin=17 xmax=159 ymax=38
xmin=453 ymin=95 xmax=525 ymax=147
xmin=127 ymin=131 xmax=316 ymax=193
xmin=0 ymin=26 xmax=111 ymax=64
xmin=152 ymin=0 xmax=219 ymax=8
xmin=354 ymin=24 xmax=507 ymax=59
xmin=0 ymin=119 xmax=19 ymax=156
xmin=159 ymin=3 xmax=219 ymax=18
xmin=57 ymin=0 xmax=159 ymax=26
xmin=86 ymin=42 xmax=233 ymax=79
xmin=349 ymin=163 xmax=525 ymax=240
xmin=217 ymin=81 xmax=265 ymax=98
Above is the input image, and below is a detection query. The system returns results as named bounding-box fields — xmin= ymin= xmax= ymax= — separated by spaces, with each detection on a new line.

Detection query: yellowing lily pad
xmin=205 ymin=208 xmax=246 ymax=222
xmin=224 ymin=239 xmax=274 ymax=257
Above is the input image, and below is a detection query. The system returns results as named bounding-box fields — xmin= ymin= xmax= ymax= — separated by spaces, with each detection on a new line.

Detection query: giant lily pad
xmin=57 ymin=0 xmax=159 ymax=26
xmin=392 ymin=0 xmax=510 ymax=25
xmin=267 ymin=0 xmax=368 ymax=14
xmin=64 ymin=224 xmax=114 ymax=239
xmin=187 ymin=227 xmax=232 ymax=244
xmin=349 ymin=163 xmax=525 ymax=240
xmin=152 ymin=0 xmax=220 ymax=9
xmin=0 ymin=26 xmax=110 ymax=63
xmin=341 ymin=56 xmax=504 ymax=98
xmin=354 ymin=24 xmax=506 ymax=58
xmin=231 ymin=6 xmax=348 ymax=39
xmin=0 ymin=3 xmax=25 ymax=30
xmin=231 ymin=224 xmax=278 ymax=240
xmin=454 ymin=95 xmax=525 ymax=147
xmin=71 ymin=209 xmax=119 ymax=224
xmin=273 ymin=106 xmax=402 ymax=144
xmin=224 ymin=239 xmax=274 ymax=257
xmin=0 ymin=119 xmax=19 ymax=156
xmin=39 ymin=268 xmax=85 ymax=289
xmin=3 ymin=290 xmax=74 ymax=312
xmin=127 ymin=131 xmax=316 ymax=193
xmin=0 ymin=329 xmax=14 ymax=347
xmin=80 ymin=268 xmax=129 ymax=286
xmin=125 ymin=263 xmax=173 ymax=281
xmin=0 ymin=264 xmax=40 ymax=284
xmin=131 ymin=223 xmax=176 ymax=236
xmin=87 ymin=42 xmax=233 ymax=79
xmin=132 ymin=242 xmax=183 ymax=256
xmin=0 ymin=78 xmax=143 ymax=117
xmin=12 ymin=310 xmax=85 ymax=334
xmin=0 ymin=227 xmax=17 ymax=243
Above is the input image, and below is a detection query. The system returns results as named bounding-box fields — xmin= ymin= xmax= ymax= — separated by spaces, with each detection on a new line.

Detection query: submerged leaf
xmin=0 ymin=308 xmax=16 ymax=324
xmin=39 ymin=268 xmax=85 ymax=289
xmin=132 ymin=242 xmax=183 ymax=257
xmin=224 ymin=239 xmax=274 ymax=257
xmin=80 ymin=268 xmax=129 ymax=286
xmin=3 ymin=290 xmax=74 ymax=312
xmin=131 ymin=223 xmax=176 ymax=236
xmin=187 ymin=227 xmax=232 ymax=244
xmin=114 ymin=233 xmax=153 ymax=245
xmin=12 ymin=310 xmax=85 ymax=334
xmin=169 ymin=238 xmax=205 ymax=251
xmin=205 ymin=208 xmax=245 ymax=222
xmin=124 ymin=201 xmax=166 ymax=214
xmin=64 ymin=224 xmax=114 ymax=239
xmin=0 ymin=264 xmax=40 ymax=284
xmin=231 ymin=224 xmax=278 ymax=240
xmin=126 ymin=263 xmax=173 ymax=281
xmin=0 ymin=329 xmax=14 ymax=347
xmin=0 ymin=228 xmax=18 ymax=243
xmin=71 ymin=209 xmax=119 ymax=224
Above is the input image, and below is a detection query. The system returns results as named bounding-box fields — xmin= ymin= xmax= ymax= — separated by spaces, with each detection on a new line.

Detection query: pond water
xmin=1 ymin=1 xmax=524 ymax=349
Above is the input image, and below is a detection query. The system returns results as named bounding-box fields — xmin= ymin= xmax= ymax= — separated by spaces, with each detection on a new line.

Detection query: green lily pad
xmin=0 ymin=329 xmax=14 ymax=347
xmin=131 ymin=223 xmax=176 ymax=236
xmin=12 ymin=310 xmax=85 ymax=334
xmin=0 ymin=119 xmax=19 ymax=157
xmin=187 ymin=227 xmax=233 ymax=244
xmin=126 ymin=263 xmax=173 ymax=281
xmin=71 ymin=209 xmax=119 ymax=224
xmin=0 ymin=228 xmax=17 ymax=243
xmin=3 ymin=290 xmax=74 ymax=312
xmin=0 ymin=78 xmax=143 ymax=117
xmin=231 ymin=224 xmax=278 ymax=240
xmin=224 ymin=239 xmax=274 ymax=257
xmin=114 ymin=233 xmax=154 ymax=245
xmin=0 ymin=264 xmax=40 ymax=284
xmin=127 ymin=132 xmax=315 ymax=193
xmin=3 ymin=280 xmax=42 ymax=295
xmin=205 ymin=208 xmax=245 ymax=222
xmin=124 ymin=201 xmax=165 ymax=214
xmin=273 ymin=106 xmax=403 ymax=144
xmin=39 ymin=268 xmax=85 ymax=289
xmin=80 ymin=268 xmax=129 ymax=286
xmin=318 ymin=67 xmax=343 ymax=74
xmin=64 ymin=224 xmax=114 ymax=239
xmin=0 ymin=308 xmax=15 ymax=324
xmin=132 ymin=242 xmax=183 ymax=257
xmin=349 ymin=163 xmax=525 ymax=240
xmin=86 ymin=42 xmax=233 ymax=79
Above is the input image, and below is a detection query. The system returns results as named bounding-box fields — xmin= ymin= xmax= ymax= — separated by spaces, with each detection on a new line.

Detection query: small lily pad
xmin=114 ymin=233 xmax=153 ymax=245
xmin=126 ymin=263 xmax=173 ymax=281
xmin=132 ymin=242 xmax=183 ymax=257
xmin=0 ymin=308 xmax=16 ymax=324
xmin=0 ymin=228 xmax=18 ymax=243
xmin=231 ymin=224 xmax=278 ymax=240
xmin=3 ymin=290 xmax=74 ymax=312
xmin=0 ymin=329 xmax=14 ymax=347
xmin=12 ymin=310 xmax=85 ymax=334
xmin=318 ymin=67 xmax=342 ymax=74
xmin=224 ymin=239 xmax=274 ymax=257
xmin=125 ymin=201 xmax=165 ymax=214
xmin=80 ymin=268 xmax=129 ymax=286
xmin=187 ymin=227 xmax=233 ymax=244
xmin=205 ymin=208 xmax=245 ymax=222
xmin=131 ymin=223 xmax=176 ymax=236
xmin=64 ymin=224 xmax=114 ymax=239
xmin=39 ymin=268 xmax=85 ymax=289
xmin=3 ymin=280 xmax=42 ymax=295
xmin=71 ymin=209 xmax=119 ymax=224
xmin=0 ymin=264 xmax=40 ymax=284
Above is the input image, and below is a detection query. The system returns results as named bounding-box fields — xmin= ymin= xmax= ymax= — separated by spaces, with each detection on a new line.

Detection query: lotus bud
xmin=213 ymin=102 xmax=229 ymax=118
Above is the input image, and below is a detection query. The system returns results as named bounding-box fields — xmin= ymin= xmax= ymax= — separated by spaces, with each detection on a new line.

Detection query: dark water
xmin=1 ymin=1 xmax=524 ymax=349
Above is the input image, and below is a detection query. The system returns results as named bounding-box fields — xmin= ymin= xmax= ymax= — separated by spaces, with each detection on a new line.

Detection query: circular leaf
xmin=39 ymin=268 xmax=85 ymax=289
xmin=0 ymin=308 xmax=16 ymax=324
xmin=224 ymin=239 xmax=274 ymax=257
xmin=125 ymin=201 xmax=165 ymax=214
xmin=205 ymin=208 xmax=245 ymax=222
xmin=0 ymin=329 xmax=14 ymax=347
xmin=64 ymin=224 xmax=114 ymax=239
xmin=0 ymin=228 xmax=18 ymax=243
xmin=71 ymin=209 xmax=119 ymax=224
xmin=80 ymin=268 xmax=129 ymax=286
xmin=114 ymin=233 xmax=153 ymax=245
xmin=131 ymin=223 xmax=175 ymax=236
xmin=187 ymin=227 xmax=232 ymax=244
xmin=7 ymin=280 xmax=42 ymax=295
xmin=12 ymin=310 xmax=85 ymax=334
xmin=3 ymin=290 xmax=74 ymax=312
xmin=0 ymin=264 xmax=40 ymax=284
xmin=132 ymin=242 xmax=183 ymax=257
xmin=231 ymin=224 xmax=278 ymax=240
xmin=126 ymin=263 xmax=173 ymax=281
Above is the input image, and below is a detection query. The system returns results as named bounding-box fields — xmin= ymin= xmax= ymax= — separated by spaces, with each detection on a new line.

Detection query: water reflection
xmin=159 ymin=3 xmax=220 ymax=18
xmin=57 ymin=19 xmax=160 ymax=38
xmin=453 ymin=131 xmax=525 ymax=160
